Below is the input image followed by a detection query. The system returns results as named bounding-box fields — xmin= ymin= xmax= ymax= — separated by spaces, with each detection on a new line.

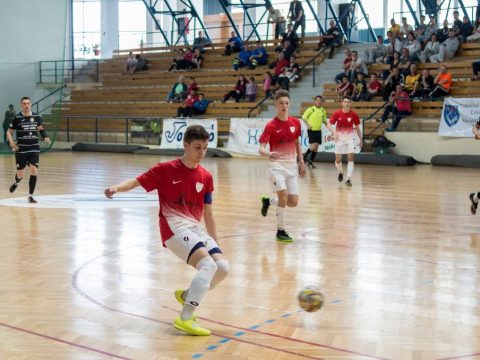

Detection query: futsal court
xmin=0 ymin=151 xmax=479 ymax=360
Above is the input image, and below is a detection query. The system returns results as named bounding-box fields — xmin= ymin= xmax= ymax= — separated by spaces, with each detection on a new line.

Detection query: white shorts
xmin=166 ymin=226 xmax=222 ymax=263
xmin=267 ymin=162 xmax=299 ymax=195
xmin=335 ymin=140 xmax=355 ymax=154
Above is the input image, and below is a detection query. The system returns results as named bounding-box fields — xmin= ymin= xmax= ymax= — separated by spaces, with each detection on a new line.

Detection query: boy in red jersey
xmin=104 ymin=125 xmax=229 ymax=336
xmin=326 ymin=96 xmax=362 ymax=187
xmin=259 ymin=90 xmax=307 ymax=242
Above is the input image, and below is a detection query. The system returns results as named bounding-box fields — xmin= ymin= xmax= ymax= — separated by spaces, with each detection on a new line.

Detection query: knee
xmin=287 ymin=197 xmax=298 ymax=207
xmin=215 ymin=259 xmax=230 ymax=279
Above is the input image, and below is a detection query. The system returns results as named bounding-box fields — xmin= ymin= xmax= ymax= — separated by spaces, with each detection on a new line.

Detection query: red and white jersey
xmin=136 ymin=159 xmax=214 ymax=246
xmin=259 ymin=116 xmax=301 ymax=164
xmin=329 ymin=109 xmax=360 ymax=143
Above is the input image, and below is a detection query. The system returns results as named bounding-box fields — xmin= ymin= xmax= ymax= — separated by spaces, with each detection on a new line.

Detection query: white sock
xmin=276 ymin=206 xmax=286 ymax=230
xmin=210 ymin=259 xmax=230 ymax=289
xmin=335 ymin=161 xmax=343 ymax=173
xmin=181 ymin=256 xmax=217 ymax=320
xmin=270 ymin=197 xmax=278 ymax=206
xmin=347 ymin=161 xmax=354 ymax=179
xmin=474 ymin=192 xmax=480 ymax=203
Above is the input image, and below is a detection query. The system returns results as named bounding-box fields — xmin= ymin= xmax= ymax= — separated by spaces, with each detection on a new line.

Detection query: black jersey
xmin=9 ymin=112 xmax=42 ymax=153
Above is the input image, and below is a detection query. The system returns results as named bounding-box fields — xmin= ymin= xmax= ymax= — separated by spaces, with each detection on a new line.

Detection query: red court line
xmin=436 ymin=353 xmax=480 ymax=360
xmin=0 ymin=321 xmax=132 ymax=360
xmin=72 ymin=247 xmax=390 ymax=360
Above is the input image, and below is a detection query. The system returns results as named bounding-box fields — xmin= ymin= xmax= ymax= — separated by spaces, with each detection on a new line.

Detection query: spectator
xmin=125 ymin=52 xmax=137 ymax=73
xmin=288 ymin=0 xmax=305 ymax=38
xmin=385 ymin=31 xmax=403 ymax=62
xmin=268 ymin=5 xmax=285 ymax=39
xmin=418 ymin=33 xmax=440 ymax=63
xmin=437 ymin=19 xmax=450 ymax=42
xmin=382 ymin=51 xmax=401 ymax=80
xmin=467 ymin=18 xmax=480 ymax=42
xmin=222 ymin=74 xmax=247 ymax=102
xmin=414 ymin=15 xmax=428 ymax=43
xmin=346 ymin=50 xmax=367 ymax=82
xmin=166 ymin=75 xmax=187 ymax=103
xmin=168 ymin=49 xmax=185 ymax=72
xmin=192 ymin=93 xmax=212 ymax=116
xmin=270 ymin=52 xmax=290 ymax=84
xmin=336 ymin=75 xmax=353 ymax=99
xmin=224 ymin=31 xmax=243 ymax=56
xmin=277 ymin=55 xmax=300 ymax=90
xmin=263 ymin=71 xmax=275 ymax=98
xmin=233 ymin=44 xmax=253 ymax=70
xmin=135 ymin=54 xmax=148 ymax=71
xmin=249 ymin=42 xmax=268 ymax=69
xmin=316 ymin=19 xmax=341 ymax=58
xmin=429 ymin=65 xmax=452 ymax=99
xmin=3 ymin=104 xmax=15 ymax=144
xmin=471 ymin=59 xmax=480 ymax=80
xmin=413 ymin=69 xmax=435 ymax=98
xmin=403 ymin=64 xmax=421 ymax=96
xmin=426 ymin=15 xmax=440 ymax=40
xmin=381 ymin=84 xmax=411 ymax=132
xmin=175 ymin=48 xmax=195 ymax=71
xmin=389 ymin=18 xmax=401 ymax=38
xmin=404 ymin=31 xmax=422 ymax=61
xmin=352 ymin=72 xmax=367 ymax=101
xmin=191 ymin=48 xmax=203 ymax=69
xmin=364 ymin=73 xmax=382 ymax=101
xmin=185 ymin=77 xmax=199 ymax=98
xmin=400 ymin=17 xmax=414 ymax=38
xmin=364 ymin=35 xmax=387 ymax=64
xmin=278 ymin=39 xmax=295 ymax=61
xmin=452 ymin=11 xmax=463 ymax=37
xmin=398 ymin=48 xmax=413 ymax=77
xmin=282 ymin=23 xmax=299 ymax=49
xmin=246 ymin=76 xmax=258 ymax=102
xmin=460 ymin=16 xmax=474 ymax=42
xmin=334 ymin=48 xmax=353 ymax=83
xmin=383 ymin=67 xmax=404 ymax=101
xmin=430 ymin=29 xmax=459 ymax=62
xmin=177 ymin=91 xmax=199 ymax=118
xmin=192 ymin=31 xmax=212 ymax=52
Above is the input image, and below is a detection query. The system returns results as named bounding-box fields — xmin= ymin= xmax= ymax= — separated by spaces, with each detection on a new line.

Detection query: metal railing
xmin=39 ymin=60 xmax=100 ymax=84
xmin=248 ymin=46 xmax=329 ymax=118
xmin=32 ymin=84 xmax=68 ymax=114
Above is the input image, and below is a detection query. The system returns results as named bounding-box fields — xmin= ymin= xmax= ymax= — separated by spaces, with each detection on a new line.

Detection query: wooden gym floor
xmin=0 ymin=151 xmax=479 ymax=360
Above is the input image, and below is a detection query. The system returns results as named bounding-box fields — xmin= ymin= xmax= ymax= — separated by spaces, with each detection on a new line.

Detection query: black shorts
xmin=15 ymin=152 xmax=39 ymax=170
xmin=307 ymin=130 xmax=322 ymax=144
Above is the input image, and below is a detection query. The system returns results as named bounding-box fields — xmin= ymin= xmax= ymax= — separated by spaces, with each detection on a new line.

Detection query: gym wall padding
xmin=431 ymin=155 xmax=480 ymax=168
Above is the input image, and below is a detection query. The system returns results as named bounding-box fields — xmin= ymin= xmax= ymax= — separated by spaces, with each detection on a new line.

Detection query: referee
xmin=302 ymin=95 xmax=327 ymax=168
xmin=6 ymin=96 xmax=51 ymax=203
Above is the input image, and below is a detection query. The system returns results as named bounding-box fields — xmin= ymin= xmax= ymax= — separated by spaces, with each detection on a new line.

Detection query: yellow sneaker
xmin=173 ymin=316 xmax=211 ymax=336
xmin=174 ymin=289 xmax=197 ymax=321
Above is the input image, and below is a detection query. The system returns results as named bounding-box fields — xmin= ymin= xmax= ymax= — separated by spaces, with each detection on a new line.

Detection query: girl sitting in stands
xmin=222 ymin=74 xmax=247 ymax=103
xmin=246 ymin=77 xmax=258 ymax=102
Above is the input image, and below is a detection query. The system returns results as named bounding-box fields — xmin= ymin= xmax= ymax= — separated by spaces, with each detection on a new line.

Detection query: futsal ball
xmin=297 ymin=286 xmax=324 ymax=312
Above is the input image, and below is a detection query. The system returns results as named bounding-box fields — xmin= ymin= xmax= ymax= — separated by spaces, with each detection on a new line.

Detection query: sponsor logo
xmin=444 ymin=104 xmax=460 ymax=127
xmin=276 ymin=129 xmax=282 ymax=133
xmin=196 ymin=182 xmax=204 ymax=192
xmin=173 ymin=180 xmax=182 ymax=184
xmin=189 ymin=301 xmax=199 ymax=307
xmin=183 ymin=236 xmax=189 ymax=242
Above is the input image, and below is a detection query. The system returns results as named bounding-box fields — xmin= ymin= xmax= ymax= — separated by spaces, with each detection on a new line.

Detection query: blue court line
xmin=249 ymin=325 xmax=260 ymax=329
xmin=191 ymin=354 xmax=203 ymax=358
xmin=206 ymin=345 xmax=218 ymax=351
xmin=330 ymin=299 xmax=342 ymax=304
xmin=234 ymin=331 xmax=246 ymax=336
xmin=219 ymin=338 xmax=231 ymax=344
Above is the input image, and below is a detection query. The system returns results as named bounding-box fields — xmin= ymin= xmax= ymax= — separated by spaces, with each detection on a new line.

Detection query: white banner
xmin=160 ymin=118 xmax=218 ymax=149
xmin=227 ymin=118 xmax=362 ymax=155
xmin=439 ymin=98 xmax=479 ymax=137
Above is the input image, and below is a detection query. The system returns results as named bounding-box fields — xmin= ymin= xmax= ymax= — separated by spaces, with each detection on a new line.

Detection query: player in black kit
xmin=6 ymin=97 xmax=51 ymax=203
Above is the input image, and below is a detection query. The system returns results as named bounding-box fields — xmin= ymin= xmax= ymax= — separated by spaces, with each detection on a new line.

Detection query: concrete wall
xmin=387 ymin=132 xmax=480 ymax=163
xmin=0 ymin=0 xmax=67 ymax=116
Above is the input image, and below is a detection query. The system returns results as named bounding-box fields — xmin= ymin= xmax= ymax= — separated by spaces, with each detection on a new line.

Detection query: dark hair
xmin=190 ymin=76 xmax=195 ymax=81
xmin=274 ymin=89 xmax=290 ymax=101
xmin=249 ymin=76 xmax=255 ymax=82
xmin=21 ymin=96 xmax=31 ymax=102
xmin=342 ymin=96 xmax=351 ymax=101
xmin=314 ymin=95 xmax=323 ymax=101
xmin=184 ymin=125 xmax=209 ymax=143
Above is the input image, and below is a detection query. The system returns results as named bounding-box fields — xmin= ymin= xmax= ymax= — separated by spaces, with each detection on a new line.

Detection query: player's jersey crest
xmin=196 ymin=182 xmax=204 ymax=193
xmin=444 ymin=104 xmax=460 ymax=127
xmin=290 ymin=126 xmax=296 ymax=133
xmin=347 ymin=117 xmax=352 ymax=122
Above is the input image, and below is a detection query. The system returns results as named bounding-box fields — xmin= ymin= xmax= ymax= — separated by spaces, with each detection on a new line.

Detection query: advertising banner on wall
xmin=160 ymin=118 xmax=218 ymax=149
xmin=227 ymin=118 xmax=362 ymax=155
xmin=439 ymin=98 xmax=480 ymax=137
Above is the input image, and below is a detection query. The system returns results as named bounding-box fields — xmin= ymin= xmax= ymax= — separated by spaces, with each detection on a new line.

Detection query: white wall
xmin=0 ymin=0 xmax=68 ymax=115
